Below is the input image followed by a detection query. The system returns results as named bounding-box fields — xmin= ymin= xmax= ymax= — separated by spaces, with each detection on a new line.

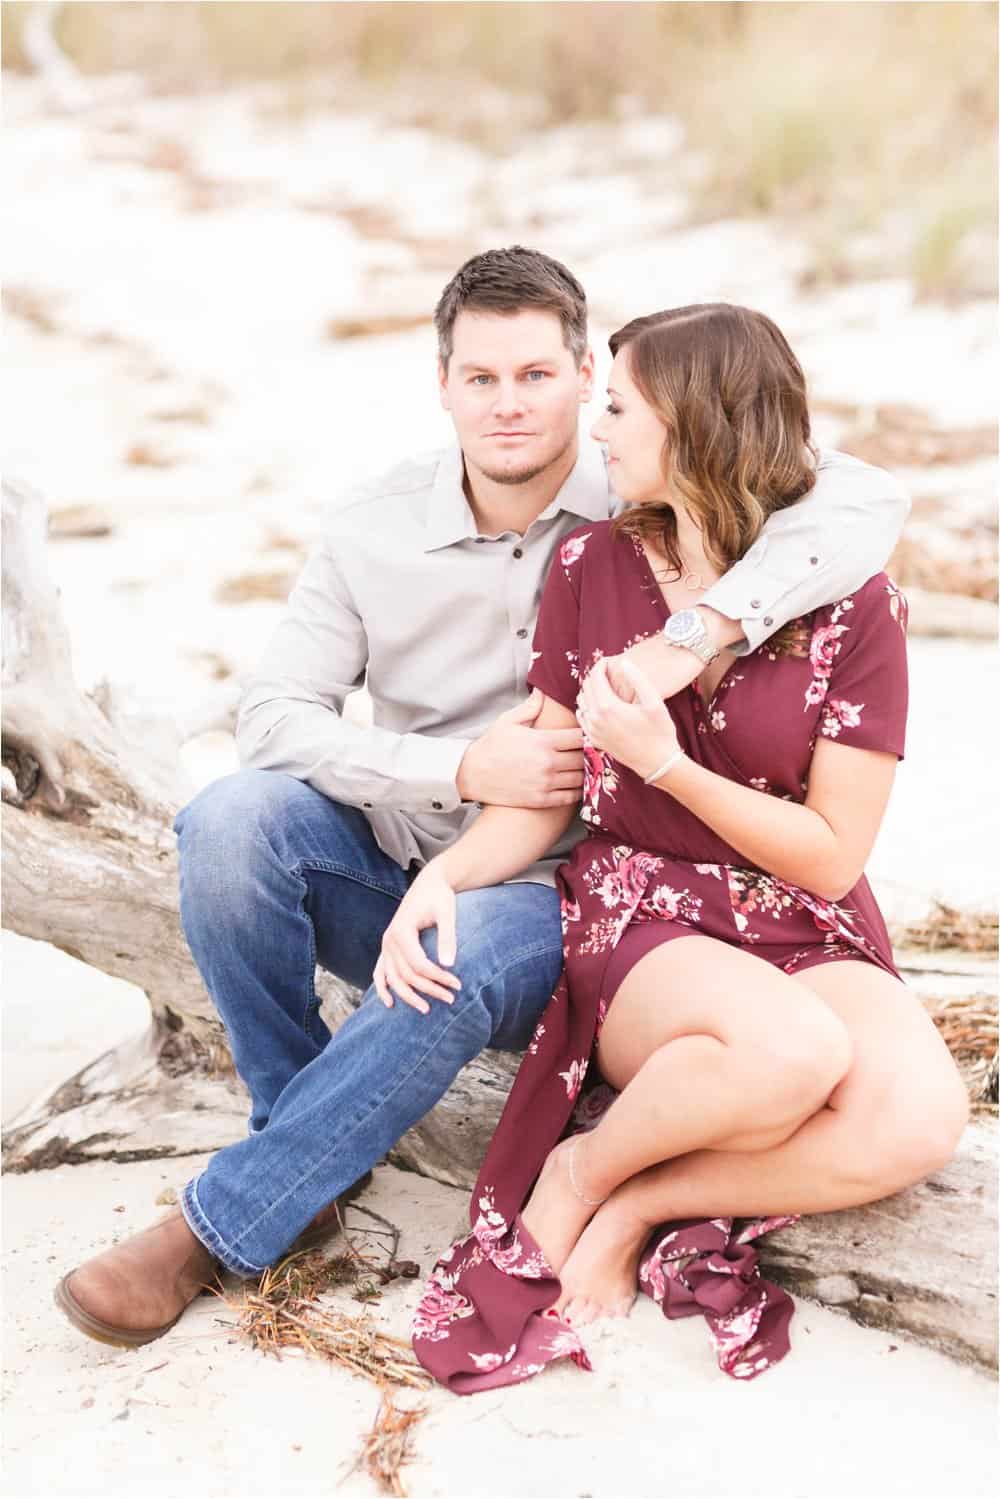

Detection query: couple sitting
xmin=56 ymin=247 xmax=966 ymax=1389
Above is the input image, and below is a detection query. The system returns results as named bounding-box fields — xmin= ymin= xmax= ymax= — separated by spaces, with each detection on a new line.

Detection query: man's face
xmin=439 ymin=309 xmax=594 ymax=487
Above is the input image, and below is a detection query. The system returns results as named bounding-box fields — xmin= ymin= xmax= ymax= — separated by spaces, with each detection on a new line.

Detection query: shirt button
xmin=513 ymin=547 xmax=523 ymax=559
xmin=750 ymin=598 xmax=761 ymax=610
xmin=810 ymin=556 xmax=819 ymax=565
xmin=431 ymin=800 xmax=443 ymax=810
xmin=362 ymin=801 xmax=373 ymax=809
xmin=763 ymin=616 xmax=773 ymax=626
xmin=516 ymin=627 xmax=528 ymax=639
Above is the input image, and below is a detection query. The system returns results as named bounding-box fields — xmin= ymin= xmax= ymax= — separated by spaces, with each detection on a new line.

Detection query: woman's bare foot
xmin=554 ymin=1191 xmax=655 ymax=1326
xmin=520 ymin=1137 xmax=603 ymax=1277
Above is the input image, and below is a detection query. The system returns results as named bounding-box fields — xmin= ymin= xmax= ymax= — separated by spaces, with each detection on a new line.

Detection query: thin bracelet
xmin=643 ymin=748 xmax=686 ymax=785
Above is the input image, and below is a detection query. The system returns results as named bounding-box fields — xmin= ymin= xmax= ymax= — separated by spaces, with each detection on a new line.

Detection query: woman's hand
xmin=576 ymin=657 xmax=679 ymax=781
xmin=373 ymin=864 xmax=463 ymax=1015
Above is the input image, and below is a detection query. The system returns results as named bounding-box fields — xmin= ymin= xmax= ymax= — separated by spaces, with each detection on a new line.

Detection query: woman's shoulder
xmin=814 ymin=572 xmax=908 ymax=637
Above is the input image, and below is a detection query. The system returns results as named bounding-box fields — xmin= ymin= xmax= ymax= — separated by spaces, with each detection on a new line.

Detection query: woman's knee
xmin=759 ymin=1005 xmax=854 ymax=1119
xmin=874 ymin=1064 xmax=969 ymax=1187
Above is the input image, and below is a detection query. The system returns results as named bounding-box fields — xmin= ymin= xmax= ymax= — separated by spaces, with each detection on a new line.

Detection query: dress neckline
xmin=630 ymin=535 xmax=738 ymax=710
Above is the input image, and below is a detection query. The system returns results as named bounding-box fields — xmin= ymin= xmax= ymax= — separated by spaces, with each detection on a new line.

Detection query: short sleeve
xmin=526 ymin=528 xmax=591 ymax=710
xmin=817 ymin=576 xmax=908 ymax=759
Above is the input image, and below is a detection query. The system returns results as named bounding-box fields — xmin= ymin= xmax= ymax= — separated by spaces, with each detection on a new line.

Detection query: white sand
xmin=3 ymin=1155 xmax=997 ymax=1499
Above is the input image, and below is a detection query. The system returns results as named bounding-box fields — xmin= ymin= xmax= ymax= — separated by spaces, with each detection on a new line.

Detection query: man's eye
xmin=525 ymin=370 xmax=548 ymax=381
xmin=471 ymin=374 xmax=494 ymax=385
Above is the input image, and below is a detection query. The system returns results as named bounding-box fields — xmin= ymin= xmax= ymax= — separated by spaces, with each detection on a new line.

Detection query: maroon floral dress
xmin=414 ymin=520 xmax=909 ymax=1395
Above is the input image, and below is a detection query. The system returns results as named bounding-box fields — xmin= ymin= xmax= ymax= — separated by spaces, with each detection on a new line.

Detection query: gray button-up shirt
xmin=237 ymin=441 xmax=908 ymax=884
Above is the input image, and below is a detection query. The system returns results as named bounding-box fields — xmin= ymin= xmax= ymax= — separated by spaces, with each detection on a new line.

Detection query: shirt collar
xmin=422 ymin=439 xmax=611 ymax=553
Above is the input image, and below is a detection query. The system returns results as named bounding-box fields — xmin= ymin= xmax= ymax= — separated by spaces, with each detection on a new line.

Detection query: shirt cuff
xmin=700 ymin=571 xmax=772 ymax=656
xmin=396 ymin=732 xmax=471 ymax=814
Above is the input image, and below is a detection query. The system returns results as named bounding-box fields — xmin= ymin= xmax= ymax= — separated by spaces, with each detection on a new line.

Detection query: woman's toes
xmin=563 ymin=1296 xmax=596 ymax=1327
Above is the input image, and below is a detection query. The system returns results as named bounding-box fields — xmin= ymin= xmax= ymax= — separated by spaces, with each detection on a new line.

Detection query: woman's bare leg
xmin=520 ymin=936 xmax=853 ymax=1293
xmin=556 ymin=959 xmax=968 ymax=1325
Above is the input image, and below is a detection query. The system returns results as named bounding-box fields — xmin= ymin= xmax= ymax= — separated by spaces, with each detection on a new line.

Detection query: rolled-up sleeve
xmin=702 ymin=453 xmax=910 ymax=654
xmin=236 ymin=538 xmax=471 ymax=814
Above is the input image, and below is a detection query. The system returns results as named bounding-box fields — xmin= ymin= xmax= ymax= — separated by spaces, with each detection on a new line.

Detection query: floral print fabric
xmin=413 ymin=521 xmax=908 ymax=1395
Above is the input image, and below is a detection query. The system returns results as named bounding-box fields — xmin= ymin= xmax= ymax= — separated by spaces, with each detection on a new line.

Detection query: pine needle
xmin=348 ymin=1389 xmax=428 ymax=1498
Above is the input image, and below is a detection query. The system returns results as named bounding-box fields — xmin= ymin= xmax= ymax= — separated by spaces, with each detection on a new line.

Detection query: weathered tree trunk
xmin=0 ymin=477 xmax=518 ymax=1177
xmin=1 ymin=479 xmax=996 ymax=1372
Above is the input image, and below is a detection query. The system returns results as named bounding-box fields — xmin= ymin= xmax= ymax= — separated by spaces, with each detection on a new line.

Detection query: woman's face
xmin=590 ymin=350 xmax=670 ymax=506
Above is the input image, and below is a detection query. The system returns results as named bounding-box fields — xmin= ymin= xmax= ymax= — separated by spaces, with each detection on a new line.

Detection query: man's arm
xmin=237 ymin=538 xmax=471 ymax=816
xmin=624 ymin=452 xmax=910 ymax=697
xmin=238 ymin=539 xmax=585 ymax=814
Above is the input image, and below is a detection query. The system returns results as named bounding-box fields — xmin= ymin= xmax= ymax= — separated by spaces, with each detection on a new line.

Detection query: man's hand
xmin=373 ymin=864 xmax=463 ymax=1015
xmin=577 ymin=658 xmax=678 ymax=782
xmin=456 ymin=689 xmax=584 ymax=808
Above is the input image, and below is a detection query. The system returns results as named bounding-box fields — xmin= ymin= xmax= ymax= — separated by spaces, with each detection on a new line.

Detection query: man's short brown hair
xmin=434 ymin=246 xmax=588 ymax=370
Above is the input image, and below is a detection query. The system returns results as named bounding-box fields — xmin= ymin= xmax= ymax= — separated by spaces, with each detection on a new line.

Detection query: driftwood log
xmin=1 ymin=478 xmax=996 ymax=1372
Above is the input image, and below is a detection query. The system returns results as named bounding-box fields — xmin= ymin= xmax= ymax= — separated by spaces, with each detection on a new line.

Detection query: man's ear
xmin=438 ymin=358 xmax=451 ymax=411
xmin=578 ymin=348 xmax=596 ymax=404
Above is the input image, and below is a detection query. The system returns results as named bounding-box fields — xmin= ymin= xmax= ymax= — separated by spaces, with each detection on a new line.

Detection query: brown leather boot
xmin=54 ymin=1208 xmax=219 ymax=1348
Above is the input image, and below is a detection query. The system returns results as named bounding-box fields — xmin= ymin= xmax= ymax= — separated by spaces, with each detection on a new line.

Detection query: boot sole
xmin=54 ymin=1273 xmax=192 ymax=1349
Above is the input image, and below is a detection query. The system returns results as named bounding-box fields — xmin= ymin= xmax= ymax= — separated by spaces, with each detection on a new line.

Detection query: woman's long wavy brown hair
xmin=609 ymin=304 xmax=818 ymax=590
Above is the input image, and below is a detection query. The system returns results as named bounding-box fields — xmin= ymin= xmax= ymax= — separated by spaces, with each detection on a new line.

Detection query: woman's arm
xmin=651 ymin=739 xmax=897 ymax=901
xmin=581 ymin=657 xmax=896 ymax=902
xmin=373 ymin=693 xmax=580 ymax=1012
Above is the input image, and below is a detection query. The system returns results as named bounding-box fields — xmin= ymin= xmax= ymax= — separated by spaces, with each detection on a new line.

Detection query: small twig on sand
xmin=346 ymin=1388 xmax=428 ymax=1498
xmin=334 ymin=1200 xmax=420 ymax=1287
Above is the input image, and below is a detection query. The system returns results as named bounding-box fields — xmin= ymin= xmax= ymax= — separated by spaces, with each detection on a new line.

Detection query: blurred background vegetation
xmin=4 ymin=1 xmax=996 ymax=299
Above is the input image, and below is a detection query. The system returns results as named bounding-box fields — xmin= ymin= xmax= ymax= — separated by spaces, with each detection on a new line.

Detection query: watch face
xmin=668 ymin=609 xmax=699 ymax=640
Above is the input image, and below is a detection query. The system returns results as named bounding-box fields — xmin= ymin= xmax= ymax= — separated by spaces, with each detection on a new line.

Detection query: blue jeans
xmin=173 ymin=771 xmax=563 ymax=1276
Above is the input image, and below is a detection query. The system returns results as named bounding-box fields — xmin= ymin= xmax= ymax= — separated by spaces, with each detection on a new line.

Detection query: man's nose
xmin=491 ymin=381 xmax=527 ymax=417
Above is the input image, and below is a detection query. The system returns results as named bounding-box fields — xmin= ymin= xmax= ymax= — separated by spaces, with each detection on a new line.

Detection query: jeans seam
xmin=291 ymin=857 xmax=409 ymax=903
xmin=288 ymin=859 xmax=405 ymax=1044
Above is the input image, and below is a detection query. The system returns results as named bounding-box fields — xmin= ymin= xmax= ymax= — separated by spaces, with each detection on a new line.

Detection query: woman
xmin=375 ymin=304 xmax=968 ymax=1392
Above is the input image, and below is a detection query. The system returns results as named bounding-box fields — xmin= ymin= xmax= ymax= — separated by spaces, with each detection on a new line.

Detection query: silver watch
xmin=661 ymin=608 xmax=719 ymax=665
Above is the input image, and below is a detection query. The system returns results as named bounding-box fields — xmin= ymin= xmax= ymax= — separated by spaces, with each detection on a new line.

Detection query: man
xmin=55 ymin=247 xmax=908 ymax=1346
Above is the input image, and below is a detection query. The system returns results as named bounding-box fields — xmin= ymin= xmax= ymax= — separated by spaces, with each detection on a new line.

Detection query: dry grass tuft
xmin=350 ymin=1389 xmax=428 ymax=1498
xmin=124 ymin=441 xmax=176 ymax=469
xmin=326 ymin=312 xmax=431 ymax=341
xmin=215 ymin=569 xmax=296 ymax=604
xmin=4 ymin=284 xmax=61 ymax=335
xmin=922 ymin=991 xmax=998 ymax=1107
xmin=222 ymin=1246 xmax=430 ymax=1389
xmin=896 ymin=901 xmax=998 ymax=956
